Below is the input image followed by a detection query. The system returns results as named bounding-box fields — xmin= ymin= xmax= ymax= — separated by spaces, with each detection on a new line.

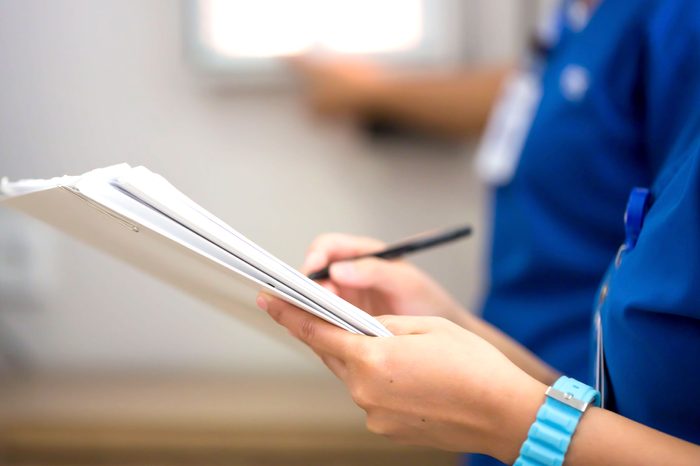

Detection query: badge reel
xmin=475 ymin=70 xmax=543 ymax=186
xmin=594 ymin=188 xmax=652 ymax=408
xmin=475 ymin=0 xmax=580 ymax=186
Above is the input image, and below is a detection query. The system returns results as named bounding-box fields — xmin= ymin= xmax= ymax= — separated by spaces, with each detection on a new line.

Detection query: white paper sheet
xmin=0 ymin=164 xmax=391 ymax=337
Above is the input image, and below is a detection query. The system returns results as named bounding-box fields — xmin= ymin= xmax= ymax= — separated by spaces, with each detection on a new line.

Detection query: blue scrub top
xmin=483 ymin=0 xmax=700 ymax=383
xmin=473 ymin=1 xmax=700 ymax=464
xmin=597 ymin=114 xmax=700 ymax=445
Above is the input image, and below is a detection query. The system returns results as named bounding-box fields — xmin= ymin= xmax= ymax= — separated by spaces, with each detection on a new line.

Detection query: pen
xmin=307 ymin=224 xmax=473 ymax=281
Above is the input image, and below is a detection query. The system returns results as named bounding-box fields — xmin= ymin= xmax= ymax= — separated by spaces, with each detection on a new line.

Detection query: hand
xmin=256 ymin=293 xmax=545 ymax=463
xmin=301 ymin=233 xmax=466 ymax=323
xmin=289 ymin=57 xmax=384 ymax=118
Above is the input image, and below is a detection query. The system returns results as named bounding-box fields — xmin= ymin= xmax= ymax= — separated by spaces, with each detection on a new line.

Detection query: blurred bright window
xmin=200 ymin=0 xmax=423 ymax=57
xmin=186 ymin=0 xmax=462 ymax=81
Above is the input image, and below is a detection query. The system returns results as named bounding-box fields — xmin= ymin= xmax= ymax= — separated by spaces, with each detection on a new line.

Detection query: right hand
xmin=301 ymin=233 xmax=466 ymax=322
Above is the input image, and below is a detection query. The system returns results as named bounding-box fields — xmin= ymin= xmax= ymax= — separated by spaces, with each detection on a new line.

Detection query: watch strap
xmin=514 ymin=376 xmax=600 ymax=466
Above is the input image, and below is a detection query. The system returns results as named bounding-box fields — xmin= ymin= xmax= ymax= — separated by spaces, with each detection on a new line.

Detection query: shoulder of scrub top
xmin=639 ymin=0 xmax=700 ymax=174
xmin=609 ymin=119 xmax=700 ymax=322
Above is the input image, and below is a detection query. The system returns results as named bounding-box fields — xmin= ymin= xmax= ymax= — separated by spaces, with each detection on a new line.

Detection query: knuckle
xmin=299 ymin=316 xmax=317 ymax=342
xmin=267 ymin=306 xmax=282 ymax=323
xmin=360 ymin=344 xmax=388 ymax=373
xmin=307 ymin=233 xmax=335 ymax=254
xmin=365 ymin=416 xmax=402 ymax=441
xmin=350 ymin=386 xmax=368 ymax=407
xmin=365 ymin=416 xmax=388 ymax=436
xmin=349 ymin=383 xmax=374 ymax=409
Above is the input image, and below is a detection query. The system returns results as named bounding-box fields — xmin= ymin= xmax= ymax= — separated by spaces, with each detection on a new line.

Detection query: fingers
xmin=301 ymin=249 xmax=328 ymax=276
xmin=257 ymin=292 xmax=359 ymax=360
xmin=319 ymin=280 xmax=340 ymax=295
xmin=257 ymin=292 xmax=351 ymax=379
xmin=302 ymin=233 xmax=385 ymax=274
xmin=329 ymin=257 xmax=412 ymax=295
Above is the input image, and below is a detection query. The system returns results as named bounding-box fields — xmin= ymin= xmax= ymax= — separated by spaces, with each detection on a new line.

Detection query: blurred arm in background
xmin=291 ymin=57 xmax=512 ymax=139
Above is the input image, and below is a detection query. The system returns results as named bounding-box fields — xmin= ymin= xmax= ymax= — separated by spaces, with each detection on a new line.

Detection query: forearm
xmin=364 ymin=65 xmax=512 ymax=138
xmin=453 ymin=311 xmax=559 ymax=385
xmin=561 ymin=408 xmax=700 ymax=466
xmin=447 ymin=314 xmax=699 ymax=464
xmin=261 ymin=292 xmax=700 ymax=465
xmin=496 ymin=393 xmax=700 ymax=466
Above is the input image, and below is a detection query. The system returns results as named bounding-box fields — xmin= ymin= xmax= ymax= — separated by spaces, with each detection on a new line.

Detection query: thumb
xmin=375 ymin=315 xmax=443 ymax=335
xmin=329 ymin=257 xmax=408 ymax=293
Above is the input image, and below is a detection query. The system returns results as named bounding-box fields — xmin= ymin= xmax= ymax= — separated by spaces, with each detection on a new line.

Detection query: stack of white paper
xmin=0 ymin=164 xmax=391 ymax=337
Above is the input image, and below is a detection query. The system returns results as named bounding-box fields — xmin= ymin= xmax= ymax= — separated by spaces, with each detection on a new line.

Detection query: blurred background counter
xmin=0 ymin=374 xmax=456 ymax=465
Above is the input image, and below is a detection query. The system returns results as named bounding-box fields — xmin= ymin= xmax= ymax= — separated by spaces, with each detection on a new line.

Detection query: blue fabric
xmin=597 ymin=114 xmax=700 ymax=445
xmin=472 ymin=1 xmax=700 ymax=464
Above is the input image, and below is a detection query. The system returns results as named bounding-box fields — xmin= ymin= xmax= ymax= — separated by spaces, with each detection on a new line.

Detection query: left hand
xmin=288 ymin=56 xmax=385 ymax=118
xmin=300 ymin=232 xmax=466 ymax=322
xmin=256 ymin=293 xmax=545 ymax=464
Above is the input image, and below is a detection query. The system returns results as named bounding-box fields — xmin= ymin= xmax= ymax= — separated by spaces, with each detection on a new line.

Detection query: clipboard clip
xmin=62 ymin=186 xmax=140 ymax=233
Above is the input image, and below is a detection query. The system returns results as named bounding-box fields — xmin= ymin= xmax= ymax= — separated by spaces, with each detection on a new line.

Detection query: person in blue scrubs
xmin=594 ymin=116 xmax=700 ymax=447
xmin=294 ymin=0 xmax=700 ymax=378
xmin=289 ymin=0 xmax=700 ymax=464
xmin=481 ymin=0 xmax=698 ymax=386
xmin=256 ymin=109 xmax=700 ymax=463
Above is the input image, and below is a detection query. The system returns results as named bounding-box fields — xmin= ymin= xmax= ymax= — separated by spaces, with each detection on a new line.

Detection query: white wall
xmin=0 ymin=0 xmax=527 ymax=375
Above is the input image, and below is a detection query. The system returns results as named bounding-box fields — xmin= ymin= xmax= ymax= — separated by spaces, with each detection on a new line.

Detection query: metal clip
xmin=62 ymin=186 xmax=139 ymax=233
xmin=545 ymin=386 xmax=589 ymax=412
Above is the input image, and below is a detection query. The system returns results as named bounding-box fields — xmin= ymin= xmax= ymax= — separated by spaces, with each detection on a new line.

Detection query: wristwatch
xmin=514 ymin=376 xmax=600 ymax=466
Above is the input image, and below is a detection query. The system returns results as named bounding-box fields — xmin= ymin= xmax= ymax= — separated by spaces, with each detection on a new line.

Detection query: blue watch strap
xmin=514 ymin=376 xmax=600 ymax=466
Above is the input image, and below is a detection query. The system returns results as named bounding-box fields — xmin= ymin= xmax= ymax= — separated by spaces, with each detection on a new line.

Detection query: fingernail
xmin=256 ymin=295 xmax=268 ymax=311
xmin=330 ymin=261 xmax=356 ymax=280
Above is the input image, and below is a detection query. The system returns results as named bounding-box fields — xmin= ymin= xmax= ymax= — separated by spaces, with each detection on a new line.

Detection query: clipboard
xmin=1 ymin=164 xmax=391 ymax=338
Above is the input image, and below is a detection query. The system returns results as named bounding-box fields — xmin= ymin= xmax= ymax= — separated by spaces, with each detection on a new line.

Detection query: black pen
xmin=307 ymin=225 xmax=473 ymax=281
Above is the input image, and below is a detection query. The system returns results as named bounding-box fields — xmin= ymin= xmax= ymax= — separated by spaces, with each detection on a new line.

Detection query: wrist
xmin=360 ymin=73 xmax=406 ymax=118
xmin=449 ymin=306 xmax=477 ymax=330
xmin=512 ymin=377 xmax=601 ymax=466
xmin=488 ymin=375 xmax=547 ymax=464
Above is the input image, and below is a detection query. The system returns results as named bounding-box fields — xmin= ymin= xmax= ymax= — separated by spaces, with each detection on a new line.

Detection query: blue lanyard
xmin=595 ymin=187 xmax=652 ymax=408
